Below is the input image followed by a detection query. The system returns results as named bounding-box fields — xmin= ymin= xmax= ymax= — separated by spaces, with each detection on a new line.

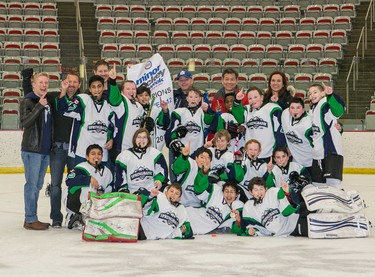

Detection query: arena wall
xmin=0 ymin=130 xmax=374 ymax=173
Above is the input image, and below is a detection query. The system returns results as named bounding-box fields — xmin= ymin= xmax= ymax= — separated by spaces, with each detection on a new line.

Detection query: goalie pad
xmin=81 ymin=192 xmax=143 ymax=242
xmin=307 ymin=213 xmax=370 ymax=239
xmin=83 ymin=217 xmax=140 ymax=242
xmin=301 ymin=185 xmax=364 ymax=214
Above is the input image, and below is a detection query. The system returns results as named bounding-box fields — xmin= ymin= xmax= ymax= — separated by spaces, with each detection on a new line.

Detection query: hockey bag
xmin=301 ymin=185 xmax=365 ymax=214
xmin=81 ymin=192 xmax=143 ymax=242
xmin=307 ymin=213 xmax=370 ymax=239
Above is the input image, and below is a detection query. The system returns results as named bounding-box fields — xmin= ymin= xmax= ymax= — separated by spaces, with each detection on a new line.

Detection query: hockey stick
xmin=142 ymin=96 xmax=156 ymax=128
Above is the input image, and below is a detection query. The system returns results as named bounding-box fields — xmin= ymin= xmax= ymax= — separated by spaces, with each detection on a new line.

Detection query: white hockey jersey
xmin=239 ymin=158 xmax=268 ymax=200
xmin=141 ymin=193 xmax=188 ymax=240
xmin=186 ymin=183 xmax=244 ymax=235
xmin=242 ymin=187 xmax=299 ymax=237
xmin=270 ymin=161 xmax=305 ymax=188
xmin=281 ymin=109 xmax=313 ymax=167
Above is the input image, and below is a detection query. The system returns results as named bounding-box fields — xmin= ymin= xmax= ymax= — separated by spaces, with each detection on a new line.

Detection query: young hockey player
xmin=233 ymin=86 xmax=286 ymax=161
xmin=186 ymin=181 xmax=244 ymax=235
xmin=172 ymin=143 xmax=212 ymax=208
xmin=136 ymin=85 xmax=171 ymax=151
xmin=58 ymin=75 xmax=116 ymax=165
xmin=281 ymin=97 xmax=313 ymax=169
xmin=167 ymin=86 xmax=214 ymax=157
xmin=139 ymin=183 xmax=193 ymax=240
xmin=114 ymin=128 xmax=168 ymax=198
xmin=65 ymin=144 xmax=113 ymax=229
xmin=205 ymin=129 xmax=244 ymax=186
xmin=238 ymin=139 xmax=273 ymax=202
xmin=308 ymin=83 xmax=345 ymax=189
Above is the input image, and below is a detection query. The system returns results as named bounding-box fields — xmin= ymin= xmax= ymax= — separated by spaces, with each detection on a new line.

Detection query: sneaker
xmin=52 ymin=221 xmax=62 ymax=228
xmin=24 ymin=221 xmax=49 ymax=230
xmin=67 ymin=214 xmax=84 ymax=230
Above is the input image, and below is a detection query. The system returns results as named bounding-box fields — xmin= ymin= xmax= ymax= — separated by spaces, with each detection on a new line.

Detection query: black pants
xmin=67 ymin=189 xmax=82 ymax=214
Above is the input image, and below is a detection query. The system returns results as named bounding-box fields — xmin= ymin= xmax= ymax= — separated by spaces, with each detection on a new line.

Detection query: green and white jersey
xmin=217 ymin=112 xmax=245 ymax=152
xmin=141 ymin=193 xmax=188 ymax=240
xmin=58 ymin=94 xmax=114 ymax=162
xmin=172 ymin=154 xmax=202 ymax=208
xmin=282 ymin=109 xmax=313 ymax=167
xmin=242 ymin=187 xmax=299 ymax=237
xmin=309 ymin=94 xmax=345 ymax=160
xmin=209 ymin=147 xmax=233 ymax=179
xmin=270 ymin=161 xmax=305 ymax=188
xmin=239 ymin=158 xmax=268 ymax=200
xmin=115 ymin=147 xmax=168 ymax=194
xmin=186 ymin=183 xmax=244 ymax=235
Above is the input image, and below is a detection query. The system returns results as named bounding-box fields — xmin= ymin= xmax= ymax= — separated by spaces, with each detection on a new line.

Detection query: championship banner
xmin=127 ymin=53 xmax=174 ymax=111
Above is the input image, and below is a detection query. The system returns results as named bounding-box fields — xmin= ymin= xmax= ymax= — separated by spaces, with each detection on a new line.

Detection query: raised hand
xmin=38 ymin=92 xmax=48 ymax=106
xmin=160 ymin=97 xmax=168 ymax=112
xmin=90 ymin=177 xmax=99 ymax=190
xmin=236 ymin=88 xmax=245 ymax=101
xmin=181 ymin=141 xmax=191 ymax=156
xmin=267 ymin=157 xmax=274 ymax=173
xmin=204 ymin=136 xmax=213 ymax=148
xmin=322 ymin=82 xmax=333 ymax=95
xmin=201 ymin=98 xmax=209 ymax=112
xmin=108 ymin=63 xmax=117 ymax=80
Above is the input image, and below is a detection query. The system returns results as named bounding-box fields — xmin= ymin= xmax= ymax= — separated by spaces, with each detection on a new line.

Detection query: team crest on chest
xmin=206 ymin=206 xmax=224 ymax=225
xmin=130 ymin=166 xmax=153 ymax=181
xmin=158 ymin=212 xmax=179 ymax=228
xmin=185 ymin=121 xmax=201 ymax=133
xmin=261 ymin=208 xmax=280 ymax=227
xmin=246 ymin=116 xmax=268 ymax=129
xmin=132 ymin=116 xmax=143 ymax=126
xmin=87 ymin=120 xmax=108 ymax=134
xmin=285 ymin=131 xmax=303 ymax=144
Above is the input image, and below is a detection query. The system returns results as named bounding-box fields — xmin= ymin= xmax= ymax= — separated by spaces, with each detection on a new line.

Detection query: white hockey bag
xmin=81 ymin=192 xmax=143 ymax=242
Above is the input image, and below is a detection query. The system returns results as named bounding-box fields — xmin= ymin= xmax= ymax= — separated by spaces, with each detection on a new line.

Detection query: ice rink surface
xmin=0 ymin=173 xmax=375 ymax=277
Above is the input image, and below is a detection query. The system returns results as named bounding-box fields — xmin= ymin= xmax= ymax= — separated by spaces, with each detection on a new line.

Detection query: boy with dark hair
xmin=65 ymin=144 xmax=113 ymax=230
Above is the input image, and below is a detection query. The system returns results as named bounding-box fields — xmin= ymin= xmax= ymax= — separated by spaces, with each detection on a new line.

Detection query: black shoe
xmin=67 ymin=214 xmax=84 ymax=230
xmin=52 ymin=221 xmax=62 ymax=228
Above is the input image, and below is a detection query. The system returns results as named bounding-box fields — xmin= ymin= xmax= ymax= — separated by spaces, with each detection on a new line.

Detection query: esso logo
xmin=145 ymin=61 xmax=152 ymax=70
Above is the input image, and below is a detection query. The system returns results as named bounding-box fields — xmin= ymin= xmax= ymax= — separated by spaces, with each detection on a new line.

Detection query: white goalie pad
xmin=80 ymin=192 xmax=143 ymax=220
xmin=83 ymin=218 xmax=140 ymax=242
xmin=301 ymin=185 xmax=364 ymax=213
xmin=307 ymin=213 xmax=370 ymax=239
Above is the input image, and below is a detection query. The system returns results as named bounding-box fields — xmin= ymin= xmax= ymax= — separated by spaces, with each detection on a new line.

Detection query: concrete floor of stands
xmin=1 ymin=173 xmax=375 ymax=277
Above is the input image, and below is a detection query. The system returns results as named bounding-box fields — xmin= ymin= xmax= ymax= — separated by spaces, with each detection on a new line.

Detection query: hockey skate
xmin=307 ymin=213 xmax=370 ymax=239
xmin=67 ymin=213 xmax=84 ymax=230
xmin=301 ymin=185 xmax=365 ymax=214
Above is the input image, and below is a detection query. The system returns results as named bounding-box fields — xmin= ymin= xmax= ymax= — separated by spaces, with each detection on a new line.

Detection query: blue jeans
xmin=50 ymin=143 xmax=75 ymax=223
xmin=21 ymin=151 xmax=50 ymax=224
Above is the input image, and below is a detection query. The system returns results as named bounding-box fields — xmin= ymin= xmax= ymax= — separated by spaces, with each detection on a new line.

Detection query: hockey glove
xmin=142 ymin=116 xmax=155 ymax=133
xmin=208 ymin=171 xmax=221 ymax=184
xmin=233 ymin=150 xmax=243 ymax=164
xmin=169 ymin=139 xmax=185 ymax=157
xmin=226 ymin=122 xmax=240 ymax=139
xmin=175 ymin=125 xmax=188 ymax=138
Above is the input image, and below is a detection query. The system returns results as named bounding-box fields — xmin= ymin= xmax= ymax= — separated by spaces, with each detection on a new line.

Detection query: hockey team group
xmin=20 ymin=61 xmax=370 ymax=241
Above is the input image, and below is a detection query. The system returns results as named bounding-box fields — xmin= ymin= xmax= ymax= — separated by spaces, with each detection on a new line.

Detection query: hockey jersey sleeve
xmin=155 ymin=109 xmax=171 ymax=130
xmin=231 ymin=100 xmax=246 ymax=124
xmin=326 ymin=93 xmax=345 ymax=118
xmin=172 ymin=153 xmax=190 ymax=176
xmin=66 ymin=166 xmax=91 ymax=194
xmin=271 ymin=106 xmax=286 ymax=147
xmin=154 ymin=152 xmax=169 ymax=184
xmin=106 ymin=78 xmax=123 ymax=106
xmin=165 ymin=110 xmax=182 ymax=144
xmin=114 ymin=159 xmax=128 ymax=192
xmin=277 ymin=188 xmax=299 ymax=216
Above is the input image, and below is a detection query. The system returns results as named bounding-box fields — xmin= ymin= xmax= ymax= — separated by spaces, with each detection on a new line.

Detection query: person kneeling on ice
xmin=138 ymin=183 xmax=193 ymax=240
xmin=65 ymin=144 xmax=113 ymax=230
xmin=239 ymin=177 xmax=370 ymax=238
xmin=186 ymin=181 xmax=244 ymax=235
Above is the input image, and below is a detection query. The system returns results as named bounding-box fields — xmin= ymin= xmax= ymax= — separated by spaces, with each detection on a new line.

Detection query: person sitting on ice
xmin=65 ymin=144 xmax=113 ymax=230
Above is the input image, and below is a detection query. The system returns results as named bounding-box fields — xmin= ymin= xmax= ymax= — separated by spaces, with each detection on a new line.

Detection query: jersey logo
xmin=185 ymin=184 xmax=195 ymax=193
xmin=185 ymin=121 xmax=201 ymax=134
xmin=246 ymin=116 xmax=268 ymax=129
xmin=211 ymin=164 xmax=225 ymax=173
xmin=67 ymin=99 xmax=79 ymax=111
xmin=261 ymin=208 xmax=280 ymax=227
xmin=87 ymin=120 xmax=108 ymax=134
xmin=312 ymin=124 xmax=321 ymax=135
xmin=130 ymin=166 xmax=153 ymax=181
xmin=206 ymin=206 xmax=224 ymax=225
xmin=285 ymin=131 xmax=303 ymax=144
xmin=158 ymin=212 xmax=179 ymax=228
xmin=132 ymin=116 xmax=143 ymax=127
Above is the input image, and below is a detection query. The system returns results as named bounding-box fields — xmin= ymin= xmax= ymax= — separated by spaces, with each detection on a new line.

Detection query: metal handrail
xmin=75 ymin=0 xmax=87 ymax=89
xmin=345 ymin=0 xmax=375 ymax=114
